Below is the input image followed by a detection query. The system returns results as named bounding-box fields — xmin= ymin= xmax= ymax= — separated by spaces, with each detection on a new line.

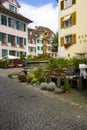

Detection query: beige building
xmin=58 ymin=0 xmax=87 ymax=58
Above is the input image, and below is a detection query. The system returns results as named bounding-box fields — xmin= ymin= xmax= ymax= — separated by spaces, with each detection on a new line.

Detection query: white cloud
xmin=19 ymin=2 xmax=58 ymax=33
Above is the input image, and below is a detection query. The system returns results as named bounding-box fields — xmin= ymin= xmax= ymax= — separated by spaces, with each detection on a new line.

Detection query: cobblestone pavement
xmin=0 ymin=68 xmax=87 ymax=130
xmin=0 ymin=68 xmax=22 ymax=77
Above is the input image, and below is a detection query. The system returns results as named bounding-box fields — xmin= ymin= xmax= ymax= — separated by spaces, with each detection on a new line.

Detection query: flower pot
xmin=65 ymin=90 xmax=71 ymax=94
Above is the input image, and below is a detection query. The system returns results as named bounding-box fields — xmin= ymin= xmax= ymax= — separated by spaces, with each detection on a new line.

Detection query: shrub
xmin=0 ymin=60 xmax=6 ymax=68
xmin=47 ymin=82 xmax=56 ymax=91
xmin=38 ymin=76 xmax=46 ymax=83
xmin=26 ymin=74 xmax=35 ymax=83
xmin=31 ymin=78 xmax=38 ymax=83
xmin=61 ymin=79 xmax=71 ymax=92
xmin=18 ymin=73 xmax=26 ymax=82
xmin=8 ymin=72 xmax=18 ymax=78
xmin=40 ymin=82 xmax=48 ymax=90
xmin=33 ymin=68 xmax=43 ymax=78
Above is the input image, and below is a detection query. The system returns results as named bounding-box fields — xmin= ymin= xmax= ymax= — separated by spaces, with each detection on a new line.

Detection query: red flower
xmin=64 ymin=43 xmax=72 ymax=49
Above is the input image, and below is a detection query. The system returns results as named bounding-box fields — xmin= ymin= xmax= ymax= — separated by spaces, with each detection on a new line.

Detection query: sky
xmin=19 ymin=0 xmax=58 ymax=33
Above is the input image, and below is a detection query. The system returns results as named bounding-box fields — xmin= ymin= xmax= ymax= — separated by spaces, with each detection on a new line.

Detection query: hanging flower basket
xmin=64 ymin=43 xmax=72 ymax=49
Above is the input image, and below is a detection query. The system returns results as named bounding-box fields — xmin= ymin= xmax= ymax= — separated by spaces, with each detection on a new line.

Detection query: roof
xmin=0 ymin=0 xmax=20 ymax=8
xmin=0 ymin=4 xmax=32 ymax=23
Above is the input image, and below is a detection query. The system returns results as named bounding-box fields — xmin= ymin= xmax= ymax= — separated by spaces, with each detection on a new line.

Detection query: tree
xmin=51 ymin=32 xmax=58 ymax=52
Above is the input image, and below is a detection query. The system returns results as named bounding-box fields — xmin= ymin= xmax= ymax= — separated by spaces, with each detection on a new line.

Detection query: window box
xmin=64 ymin=43 xmax=72 ymax=49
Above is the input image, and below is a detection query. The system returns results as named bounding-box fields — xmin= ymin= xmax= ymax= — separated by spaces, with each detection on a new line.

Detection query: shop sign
xmin=78 ymin=34 xmax=87 ymax=44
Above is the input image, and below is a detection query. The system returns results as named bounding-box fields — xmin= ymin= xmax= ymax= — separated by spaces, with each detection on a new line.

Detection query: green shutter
xmin=0 ymin=32 xmax=2 ymax=41
xmin=17 ymin=36 xmax=20 ymax=44
xmin=8 ymin=18 xmax=11 ymax=27
xmin=9 ymin=50 xmax=12 ymax=55
xmin=8 ymin=34 xmax=12 ymax=43
xmin=24 ymin=24 xmax=26 ymax=32
xmin=17 ymin=51 xmax=20 ymax=57
xmin=1 ymin=15 xmax=7 ymax=25
xmin=16 ymin=21 xmax=19 ymax=30
xmin=24 ymin=38 xmax=26 ymax=45
xmin=2 ymin=49 xmax=7 ymax=57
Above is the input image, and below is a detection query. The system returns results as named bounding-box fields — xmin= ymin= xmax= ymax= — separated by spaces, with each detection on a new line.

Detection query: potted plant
xmin=40 ymin=82 xmax=48 ymax=90
xmin=47 ymin=82 xmax=56 ymax=91
xmin=61 ymin=78 xmax=71 ymax=93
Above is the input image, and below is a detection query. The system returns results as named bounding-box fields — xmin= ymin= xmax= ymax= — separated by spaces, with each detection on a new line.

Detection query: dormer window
xmin=9 ymin=4 xmax=17 ymax=13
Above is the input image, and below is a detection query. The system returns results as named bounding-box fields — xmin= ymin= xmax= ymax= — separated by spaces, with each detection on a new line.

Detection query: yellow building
xmin=58 ymin=0 xmax=87 ymax=58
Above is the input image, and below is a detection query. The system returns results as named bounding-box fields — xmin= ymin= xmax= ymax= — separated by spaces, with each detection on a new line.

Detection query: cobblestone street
xmin=0 ymin=68 xmax=87 ymax=130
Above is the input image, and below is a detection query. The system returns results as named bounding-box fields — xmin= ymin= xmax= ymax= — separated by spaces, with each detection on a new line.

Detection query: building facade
xmin=0 ymin=0 xmax=32 ymax=58
xmin=58 ymin=0 xmax=87 ymax=58
xmin=28 ymin=26 xmax=57 ymax=58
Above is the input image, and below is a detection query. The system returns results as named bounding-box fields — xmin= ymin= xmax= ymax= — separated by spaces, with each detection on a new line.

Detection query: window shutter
xmin=72 ymin=12 xmax=76 ymax=25
xmin=1 ymin=15 xmax=7 ymax=25
xmin=17 ymin=51 xmax=20 ymax=57
xmin=60 ymin=37 xmax=64 ymax=46
xmin=24 ymin=24 xmax=26 ymax=32
xmin=24 ymin=52 xmax=26 ymax=56
xmin=8 ymin=34 xmax=12 ymax=43
xmin=2 ymin=49 xmax=7 ymax=57
xmin=61 ymin=0 xmax=64 ymax=10
xmin=17 ymin=36 xmax=20 ymax=44
xmin=24 ymin=38 xmax=26 ymax=45
xmin=16 ymin=21 xmax=19 ymax=30
xmin=61 ymin=17 xmax=64 ymax=29
xmin=72 ymin=0 xmax=76 ymax=5
xmin=8 ymin=18 xmax=11 ymax=27
xmin=72 ymin=34 xmax=76 ymax=44
xmin=0 ymin=32 xmax=2 ymax=41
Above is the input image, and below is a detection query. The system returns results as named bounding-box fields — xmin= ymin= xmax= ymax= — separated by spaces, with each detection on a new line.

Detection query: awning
xmin=64 ymin=15 xmax=71 ymax=21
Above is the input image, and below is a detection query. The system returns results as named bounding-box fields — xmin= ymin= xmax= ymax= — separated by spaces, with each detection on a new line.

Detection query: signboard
xmin=78 ymin=34 xmax=87 ymax=44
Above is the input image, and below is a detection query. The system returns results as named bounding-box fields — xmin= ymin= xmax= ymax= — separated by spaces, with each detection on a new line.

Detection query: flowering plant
xmin=64 ymin=43 xmax=72 ymax=49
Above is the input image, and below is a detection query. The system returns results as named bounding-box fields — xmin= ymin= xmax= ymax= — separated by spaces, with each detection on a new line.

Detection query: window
xmin=2 ymin=49 xmax=8 ymax=57
xmin=64 ymin=0 xmax=72 ymax=8
xmin=37 ymin=39 xmax=40 ymax=43
xmin=30 ymin=31 xmax=32 ymax=35
xmin=20 ymin=37 xmax=24 ymax=47
xmin=9 ymin=4 xmax=17 ymax=13
xmin=16 ymin=21 xmax=26 ymax=31
xmin=1 ymin=15 xmax=7 ymax=26
xmin=8 ymin=34 xmax=16 ymax=46
xmin=8 ymin=18 xmax=15 ymax=28
xmin=19 ymin=22 xmax=24 ymax=31
xmin=64 ymin=16 xmax=72 ymax=28
xmin=2 ymin=33 xmax=7 ymax=44
xmin=17 ymin=51 xmax=20 ymax=57
xmin=65 ymin=35 xmax=72 ymax=43
xmin=61 ymin=0 xmax=76 ymax=10
xmin=37 ymin=46 xmax=40 ymax=50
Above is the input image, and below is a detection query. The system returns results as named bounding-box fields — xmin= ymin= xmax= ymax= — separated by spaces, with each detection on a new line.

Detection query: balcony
xmin=1 ymin=42 xmax=8 ymax=46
